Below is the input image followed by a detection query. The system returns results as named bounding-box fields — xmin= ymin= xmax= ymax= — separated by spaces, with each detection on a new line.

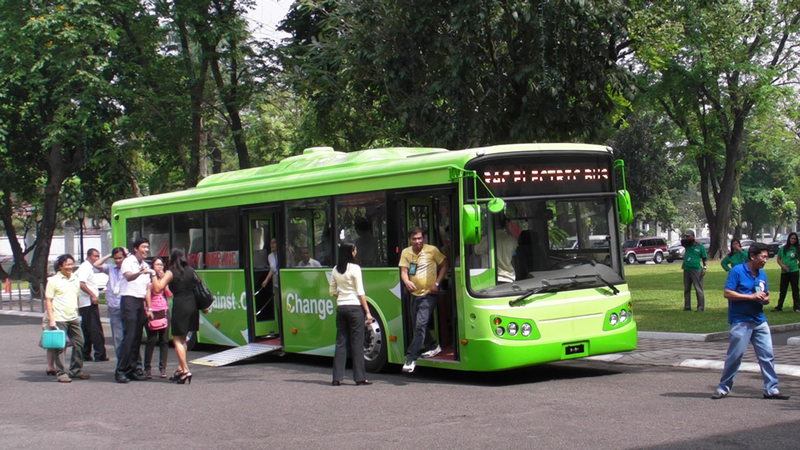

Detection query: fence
xmin=0 ymin=279 xmax=45 ymax=313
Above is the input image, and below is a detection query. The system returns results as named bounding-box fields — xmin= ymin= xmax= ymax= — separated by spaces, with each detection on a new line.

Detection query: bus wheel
xmin=364 ymin=307 xmax=387 ymax=373
xmin=186 ymin=331 xmax=197 ymax=351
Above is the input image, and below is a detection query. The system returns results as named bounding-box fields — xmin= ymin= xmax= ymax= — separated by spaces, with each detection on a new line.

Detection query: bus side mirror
xmin=617 ymin=190 xmax=633 ymax=225
xmin=462 ymin=204 xmax=482 ymax=245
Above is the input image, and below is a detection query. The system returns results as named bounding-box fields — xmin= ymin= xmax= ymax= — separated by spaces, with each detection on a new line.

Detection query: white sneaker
xmin=401 ymin=359 xmax=416 ymax=373
xmin=421 ymin=345 xmax=442 ymax=358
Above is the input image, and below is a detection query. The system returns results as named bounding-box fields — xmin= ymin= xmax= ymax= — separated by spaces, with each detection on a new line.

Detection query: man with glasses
xmin=712 ymin=243 xmax=789 ymax=400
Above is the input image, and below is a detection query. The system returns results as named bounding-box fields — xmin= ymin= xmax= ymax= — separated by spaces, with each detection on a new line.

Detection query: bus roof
xmin=113 ymin=143 xmax=611 ymax=213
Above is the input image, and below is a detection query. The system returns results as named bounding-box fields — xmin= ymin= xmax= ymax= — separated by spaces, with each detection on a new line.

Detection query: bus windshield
xmin=465 ymin=197 xmax=623 ymax=297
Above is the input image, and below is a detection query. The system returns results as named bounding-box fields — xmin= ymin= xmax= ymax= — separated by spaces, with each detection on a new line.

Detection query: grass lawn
xmin=626 ymin=261 xmax=800 ymax=333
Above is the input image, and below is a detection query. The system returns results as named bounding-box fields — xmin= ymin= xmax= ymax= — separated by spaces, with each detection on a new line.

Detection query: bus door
xmin=245 ymin=211 xmax=281 ymax=342
xmin=399 ymin=192 xmax=458 ymax=362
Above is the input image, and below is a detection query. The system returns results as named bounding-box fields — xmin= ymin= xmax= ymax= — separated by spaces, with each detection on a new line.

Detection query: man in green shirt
xmin=682 ymin=230 xmax=708 ymax=311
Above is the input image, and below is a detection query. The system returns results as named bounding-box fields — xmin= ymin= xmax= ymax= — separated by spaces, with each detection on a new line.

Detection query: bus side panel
xmin=279 ymin=269 xmax=404 ymax=362
xmin=196 ymin=271 xmax=249 ymax=346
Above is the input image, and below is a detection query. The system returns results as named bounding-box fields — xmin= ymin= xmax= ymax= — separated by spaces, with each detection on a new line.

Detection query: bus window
xmin=173 ymin=211 xmax=203 ymax=268
xmin=143 ymin=215 xmax=170 ymax=257
xmin=126 ymin=218 xmax=141 ymax=250
xmin=205 ymin=208 xmax=239 ymax=269
xmin=336 ymin=192 xmax=387 ymax=267
xmin=287 ymin=198 xmax=331 ymax=267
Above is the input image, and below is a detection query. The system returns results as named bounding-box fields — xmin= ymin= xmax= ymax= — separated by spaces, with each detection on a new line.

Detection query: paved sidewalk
xmin=4 ymin=306 xmax=799 ymax=377
xmin=588 ymin=325 xmax=800 ymax=378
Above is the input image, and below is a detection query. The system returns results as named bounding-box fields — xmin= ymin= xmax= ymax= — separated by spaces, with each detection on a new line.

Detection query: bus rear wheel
xmin=364 ymin=307 xmax=387 ymax=373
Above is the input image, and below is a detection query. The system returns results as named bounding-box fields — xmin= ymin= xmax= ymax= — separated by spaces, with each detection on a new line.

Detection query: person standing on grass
xmin=720 ymin=239 xmax=747 ymax=272
xmin=681 ymin=230 xmax=707 ymax=312
xmin=773 ymin=232 xmax=800 ymax=312
xmin=711 ymin=243 xmax=789 ymax=400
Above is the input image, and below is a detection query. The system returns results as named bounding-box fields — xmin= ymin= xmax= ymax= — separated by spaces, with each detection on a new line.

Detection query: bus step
xmin=190 ymin=343 xmax=284 ymax=367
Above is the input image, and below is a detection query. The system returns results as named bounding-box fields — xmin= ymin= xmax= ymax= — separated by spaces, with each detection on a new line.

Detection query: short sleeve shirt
xmin=76 ymin=260 xmax=99 ymax=307
xmin=399 ymin=244 xmax=446 ymax=296
xmin=725 ymin=263 xmax=768 ymax=325
xmin=778 ymin=246 xmax=799 ymax=273
xmin=45 ymin=272 xmax=81 ymax=322
xmin=119 ymin=255 xmax=150 ymax=298
xmin=682 ymin=243 xmax=708 ymax=271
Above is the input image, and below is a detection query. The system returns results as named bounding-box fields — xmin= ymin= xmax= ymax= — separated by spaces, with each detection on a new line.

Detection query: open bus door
xmin=246 ymin=211 xmax=282 ymax=343
xmin=400 ymin=193 xmax=459 ymax=363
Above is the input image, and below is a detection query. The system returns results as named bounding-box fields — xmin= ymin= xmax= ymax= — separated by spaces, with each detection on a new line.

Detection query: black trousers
xmin=777 ymin=271 xmax=800 ymax=310
xmin=116 ymin=295 xmax=146 ymax=375
xmin=145 ymin=317 xmax=169 ymax=372
xmin=79 ymin=304 xmax=107 ymax=360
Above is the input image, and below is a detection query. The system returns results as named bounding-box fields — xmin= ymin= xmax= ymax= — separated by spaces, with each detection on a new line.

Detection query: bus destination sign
xmin=468 ymin=156 xmax=614 ymax=198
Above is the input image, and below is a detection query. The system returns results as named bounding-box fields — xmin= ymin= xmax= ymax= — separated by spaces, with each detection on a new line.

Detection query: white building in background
xmin=1 ymin=218 xmax=112 ymax=273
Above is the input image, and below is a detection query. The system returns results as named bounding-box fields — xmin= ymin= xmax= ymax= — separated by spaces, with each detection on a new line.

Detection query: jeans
xmin=406 ymin=295 xmax=438 ymax=361
xmin=332 ymin=305 xmax=366 ymax=383
xmin=48 ymin=318 xmax=85 ymax=379
xmin=776 ymin=271 xmax=799 ymax=310
xmin=683 ymin=270 xmax=705 ymax=310
xmin=108 ymin=306 xmax=123 ymax=361
xmin=717 ymin=321 xmax=780 ymax=395
xmin=79 ymin=304 xmax=107 ymax=360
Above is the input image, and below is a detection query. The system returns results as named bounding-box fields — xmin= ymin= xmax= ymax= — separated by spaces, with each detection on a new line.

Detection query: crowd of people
xmin=43 ymin=238 xmax=199 ymax=384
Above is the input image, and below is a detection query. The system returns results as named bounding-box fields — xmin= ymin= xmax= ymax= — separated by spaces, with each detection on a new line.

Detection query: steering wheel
xmin=550 ymin=257 xmax=595 ymax=270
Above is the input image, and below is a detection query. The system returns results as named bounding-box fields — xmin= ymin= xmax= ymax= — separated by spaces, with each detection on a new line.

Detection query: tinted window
xmin=126 ymin=218 xmax=141 ymax=250
xmin=173 ymin=211 xmax=204 ymax=268
xmin=287 ymin=198 xmax=332 ymax=267
xmin=337 ymin=192 xmax=387 ymax=267
xmin=205 ymin=208 xmax=240 ymax=269
xmin=143 ymin=216 xmax=170 ymax=257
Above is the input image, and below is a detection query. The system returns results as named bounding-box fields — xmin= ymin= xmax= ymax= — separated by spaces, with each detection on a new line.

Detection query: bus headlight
xmin=620 ymin=309 xmax=628 ymax=323
xmin=521 ymin=323 xmax=532 ymax=337
xmin=609 ymin=313 xmax=619 ymax=327
xmin=495 ymin=326 xmax=505 ymax=336
xmin=507 ymin=322 xmax=518 ymax=336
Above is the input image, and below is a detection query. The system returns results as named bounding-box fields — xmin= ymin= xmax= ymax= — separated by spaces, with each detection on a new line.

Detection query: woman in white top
xmin=329 ymin=242 xmax=374 ymax=386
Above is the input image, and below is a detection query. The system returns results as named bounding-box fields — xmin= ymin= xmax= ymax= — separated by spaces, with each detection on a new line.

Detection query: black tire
xmin=364 ymin=306 xmax=388 ymax=373
xmin=626 ymin=253 xmax=636 ymax=265
xmin=654 ymin=252 xmax=664 ymax=264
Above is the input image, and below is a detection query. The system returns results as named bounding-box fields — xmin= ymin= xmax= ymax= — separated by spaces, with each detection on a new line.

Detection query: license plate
xmin=565 ymin=344 xmax=585 ymax=355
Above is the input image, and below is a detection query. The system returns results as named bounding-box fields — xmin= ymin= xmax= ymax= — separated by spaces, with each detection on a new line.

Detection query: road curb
xmin=640 ymin=322 xmax=800 ymax=342
xmin=679 ymin=358 xmax=800 ymax=378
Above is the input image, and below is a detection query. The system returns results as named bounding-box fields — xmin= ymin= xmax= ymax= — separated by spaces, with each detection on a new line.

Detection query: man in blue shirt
xmin=712 ymin=243 xmax=789 ymax=400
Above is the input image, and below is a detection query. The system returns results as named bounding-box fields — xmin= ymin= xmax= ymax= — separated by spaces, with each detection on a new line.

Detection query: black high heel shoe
xmin=168 ymin=370 xmax=185 ymax=382
xmin=176 ymin=372 xmax=192 ymax=385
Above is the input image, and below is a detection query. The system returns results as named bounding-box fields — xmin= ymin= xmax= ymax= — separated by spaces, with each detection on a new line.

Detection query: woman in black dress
xmin=152 ymin=248 xmax=198 ymax=384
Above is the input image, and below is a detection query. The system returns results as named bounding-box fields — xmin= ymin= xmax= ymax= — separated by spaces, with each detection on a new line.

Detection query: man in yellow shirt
xmin=399 ymin=227 xmax=448 ymax=373
xmin=45 ymin=254 xmax=90 ymax=383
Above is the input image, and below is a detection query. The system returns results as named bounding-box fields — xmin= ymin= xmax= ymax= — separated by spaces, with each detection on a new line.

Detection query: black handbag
xmin=193 ymin=272 xmax=215 ymax=310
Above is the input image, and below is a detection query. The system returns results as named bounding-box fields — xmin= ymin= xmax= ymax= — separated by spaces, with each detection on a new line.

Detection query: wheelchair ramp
xmin=190 ymin=343 xmax=283 ymax=367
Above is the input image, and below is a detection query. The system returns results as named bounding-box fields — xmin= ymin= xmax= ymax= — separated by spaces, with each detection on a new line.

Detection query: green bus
xmin=111 ymin=143 xmax=636 ymax=372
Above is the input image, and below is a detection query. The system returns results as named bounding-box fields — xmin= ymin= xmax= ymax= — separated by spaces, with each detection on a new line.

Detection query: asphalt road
xmin=2 ymin=315 xmax=799 ymax=449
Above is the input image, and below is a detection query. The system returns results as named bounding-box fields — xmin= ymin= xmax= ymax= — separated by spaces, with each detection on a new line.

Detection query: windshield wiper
xmin=509 ymin=274 xmax=619 ymax=307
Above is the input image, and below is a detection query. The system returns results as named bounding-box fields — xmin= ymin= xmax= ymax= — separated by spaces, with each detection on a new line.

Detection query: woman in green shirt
xmin=720 ymin=239 xmax=748 ymax=272
xmin=775 ymin=232 xmax=800 ymax=312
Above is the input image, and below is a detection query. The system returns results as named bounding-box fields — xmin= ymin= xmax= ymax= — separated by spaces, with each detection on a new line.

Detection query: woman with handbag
xmin=152 ymin=248 xmax=199 ymax=384
xmin=144 ymin=258 xmax=171 ymax=379
xmin=329 ymin=242 xmax=374 ymax=386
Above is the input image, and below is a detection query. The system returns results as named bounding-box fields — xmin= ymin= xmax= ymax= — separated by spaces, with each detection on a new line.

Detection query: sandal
xmin=168 ymin=370 xmax=185 ymax=382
